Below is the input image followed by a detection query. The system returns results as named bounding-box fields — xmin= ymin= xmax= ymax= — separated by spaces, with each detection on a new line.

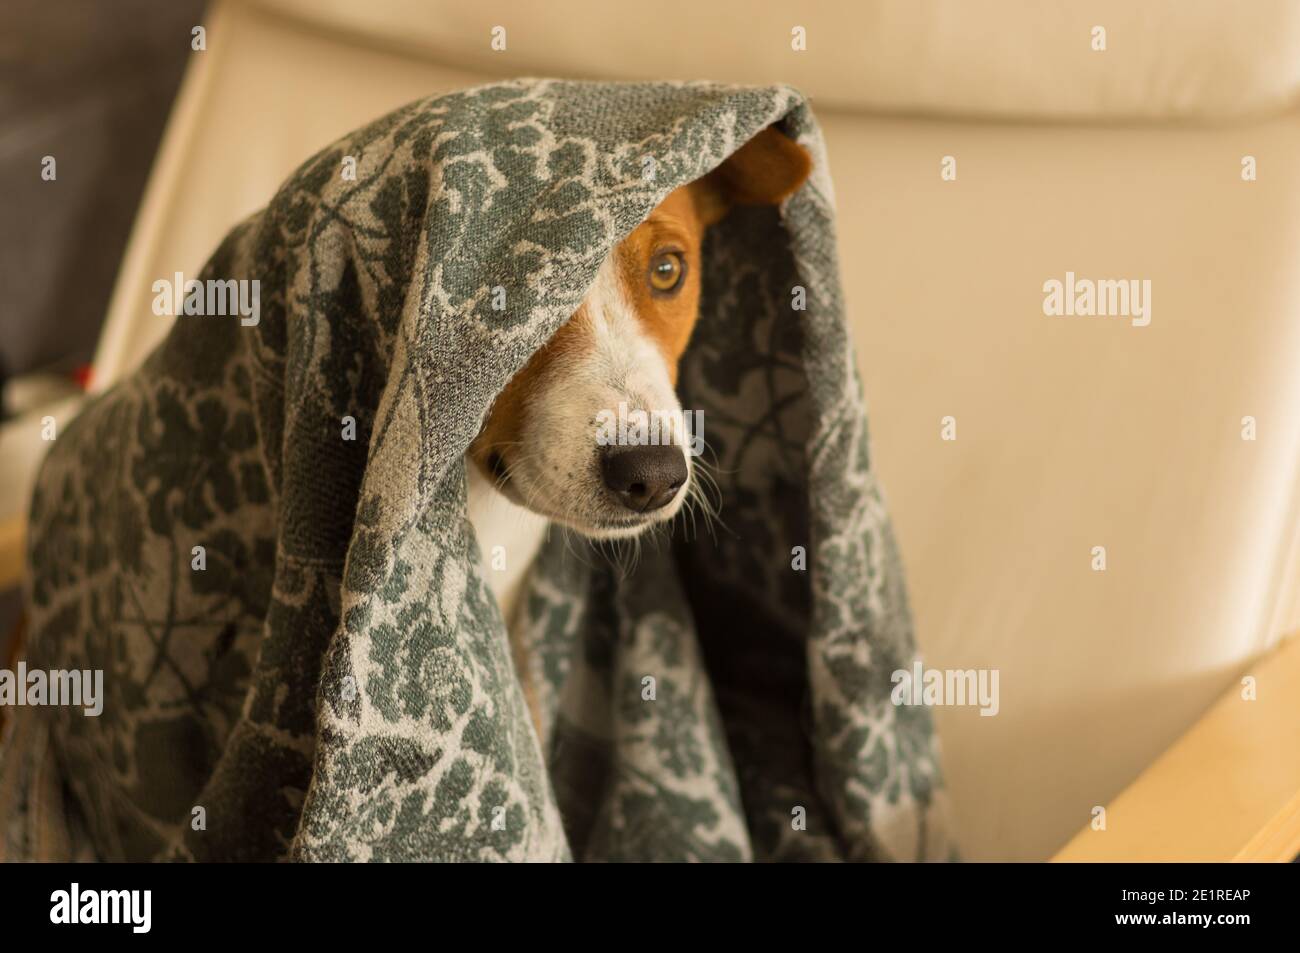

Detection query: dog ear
xmin=691 ymin=126 xmax=813 ymax=226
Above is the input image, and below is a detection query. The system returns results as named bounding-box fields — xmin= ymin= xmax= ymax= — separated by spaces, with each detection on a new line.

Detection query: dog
xmin=464 ymin=126 xmax=811 ymax=727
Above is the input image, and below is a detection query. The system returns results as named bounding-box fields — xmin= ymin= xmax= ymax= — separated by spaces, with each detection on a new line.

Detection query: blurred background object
xmin=0 ymin=0 xmax=205 ymax=388
xmin=0 ymin=0 xmax=203 ymax=662
xmin=4 ymin=0 xmax=1300 ymax=861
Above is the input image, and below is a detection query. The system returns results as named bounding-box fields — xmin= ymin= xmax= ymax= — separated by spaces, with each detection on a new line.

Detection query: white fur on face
xmin=501 ymin=251 xmax=692 ymax=539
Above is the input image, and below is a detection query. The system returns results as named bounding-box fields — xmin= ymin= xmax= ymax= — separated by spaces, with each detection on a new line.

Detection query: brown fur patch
xmin=614 ymin=185 xmax=709 ymax=381
xmin=697 ymin=126 xmax=814 ymax=218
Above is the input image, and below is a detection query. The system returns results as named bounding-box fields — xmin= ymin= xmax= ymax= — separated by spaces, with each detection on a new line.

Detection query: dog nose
xmin=600 ymin=445 xmax=687 ymax=512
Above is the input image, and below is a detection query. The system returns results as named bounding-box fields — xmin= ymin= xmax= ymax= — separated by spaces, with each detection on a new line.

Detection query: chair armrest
xmin=1053 ymin=634 xmax=1300 ymax=862
xmin=0 ymin=516 xmax=23 ymax=592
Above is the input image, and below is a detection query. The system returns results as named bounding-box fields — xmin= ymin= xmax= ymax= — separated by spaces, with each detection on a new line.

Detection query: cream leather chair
xmin=6 ymin=0 xmax=1300 ymax=860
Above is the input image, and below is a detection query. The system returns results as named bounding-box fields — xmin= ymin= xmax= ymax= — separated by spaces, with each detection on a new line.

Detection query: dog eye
xmin=647 ymin=251 xmax=685 ymax=294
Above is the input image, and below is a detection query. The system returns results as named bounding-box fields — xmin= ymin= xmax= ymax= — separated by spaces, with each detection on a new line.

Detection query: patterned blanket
xmin=0 ymin=79 xmax=954 ymax=861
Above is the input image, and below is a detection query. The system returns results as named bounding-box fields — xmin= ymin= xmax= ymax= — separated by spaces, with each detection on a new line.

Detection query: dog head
xmin=469 ymin=127 xmax=812 ymax=539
